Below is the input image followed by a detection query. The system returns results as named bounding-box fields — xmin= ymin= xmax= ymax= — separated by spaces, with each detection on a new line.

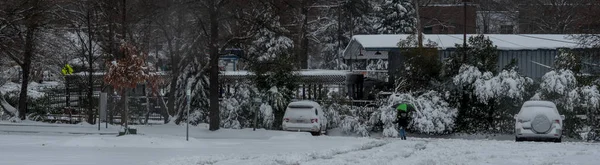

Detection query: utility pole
xmin=414 ymin=0 xmax=422 ymax=47
xmin=463 ymin=0 xmax=468 ymax=47
xmin=337 ymin=1 xmax=342 ymax=61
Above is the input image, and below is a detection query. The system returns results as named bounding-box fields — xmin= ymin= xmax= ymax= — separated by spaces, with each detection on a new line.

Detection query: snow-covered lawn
xmin=0 ymin=122 xmax=374 ymax=165
xmin=157 ymin=138 xmax=600 ymax=165
xmin=0 ymin=122 xmax=599 ymax=165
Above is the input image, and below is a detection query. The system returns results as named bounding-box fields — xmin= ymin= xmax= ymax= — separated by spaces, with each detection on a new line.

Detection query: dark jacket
xmin=395 ymin=111 xmax=409 ymax=128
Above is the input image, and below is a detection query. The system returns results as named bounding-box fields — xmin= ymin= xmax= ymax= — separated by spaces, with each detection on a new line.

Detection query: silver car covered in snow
xmin=282 ymin=100 xmax=327 ymax=135
xmin=515 ymin=101 xmax=564 ymax=142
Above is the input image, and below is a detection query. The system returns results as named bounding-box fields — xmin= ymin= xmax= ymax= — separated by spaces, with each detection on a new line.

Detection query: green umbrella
xmin=393 ymin=103 xmax=411 ymax=112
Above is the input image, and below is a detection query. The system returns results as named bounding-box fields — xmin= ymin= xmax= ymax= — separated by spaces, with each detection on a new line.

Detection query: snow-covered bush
xmin=535 ymin=53 xmax=598 ymax=138
xmin=219 ymin=83 xmax=260 ymax=129
xmin=377 ymin=90 xmax=457 ymax=137
xmin=537 ymin=69 xmax=579 ymax=111
xmin=0 ymin=82 xmax=63 ymax=122
xmin=259 ymin=103 xmax=274 ymax=130
xmin=321 ymin=98 xmax=377 ymax=137
xmin=246 ymin=25 xmax=297 ymax=129
xmin=257 ymin=86 xmax=293 ymax=129
xmin=554 ymin=49 xmax=581 ymax=72
xmin=174 ymin=59 xmax=209 ymax=125
xmin=340 ymin=115 xmax=370 ymax=137
xmin=539 ymin=69 xmax=578 ymax=96
xmin=452 ymin=64 xmax=533 ymax=133
xmin=472 ymin=67 xmax=533 ymax=103
xmin=579 ymin=85 xmax=600 ymax=109
xmin=220 ymin=97 xmax=242 ymax=129
xmin=0 ymin=95 xmax=18 ymax=121
xmin=322 ymin=102 xmax=344 ymax=129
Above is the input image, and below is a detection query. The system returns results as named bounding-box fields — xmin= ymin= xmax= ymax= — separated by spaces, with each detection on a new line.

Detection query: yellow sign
xmin=61 ymin=64 xmax=74 ymax=75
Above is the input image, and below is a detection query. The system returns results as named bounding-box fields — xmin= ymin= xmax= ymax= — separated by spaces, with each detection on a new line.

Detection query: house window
xmin=423 ymin=27 xmax=433 ymax=34
xmin=500 ymin=25 xmax=514 ymax=34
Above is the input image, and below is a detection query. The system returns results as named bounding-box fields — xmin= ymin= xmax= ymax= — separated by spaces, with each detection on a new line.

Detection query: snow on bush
xmin=259 ymin=103 xmax=274 ymax=129
xmin=219 ymin=84 xmax=259 ymax=129
xmin=453 ymin=65 xmax=483 ymax=86
xmin=0 ymin=96 xmax=18 ymax=121
xmin=322 ymin=102 xmax=343 ymax=129
xmin=379 ymin=90 xmax=457 ymax=136
xmin=340 ymin=115 xmax=370 ymax=137
xmin=579 ymin=85 xmax=600 ymax=109
xmin=473 ymin=68 xmax=533 ymax=103
xmin=454 ymin=64 xmax=532 ymax=103
xmin=220 ymin=97 xmax=242 ymax=129
xmin=539 ymin=69 xmax=578 ymax=96
xmin=174 ymin=59 xmax=209 ymax=125
xmin=538 ymin=69 xmax=579 ymax=111
xmin=321 ymin=100 xmax=375 ymax=137
xmin=248 ymin=26 xmax=294 ymax=62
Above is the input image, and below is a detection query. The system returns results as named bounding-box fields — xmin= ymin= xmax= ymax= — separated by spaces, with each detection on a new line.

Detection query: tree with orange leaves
xmin=104 ymin=42 xmax=158 ymax=131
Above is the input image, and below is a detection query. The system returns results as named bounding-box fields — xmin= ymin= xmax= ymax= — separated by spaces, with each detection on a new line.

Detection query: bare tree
xmin=516 ymin=0 xmax=593 ymax=34
xmin=0 ymin=0 xmax=57 ymax=120
xmin=55 ymin=0 xmax=103 ymax=124
xmin=154 ymin=0 xmax=193 ymax=123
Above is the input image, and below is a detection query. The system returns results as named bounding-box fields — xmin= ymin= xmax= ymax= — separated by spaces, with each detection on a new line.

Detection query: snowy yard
xmin=0 ymin=123 xmax=599 ymax=165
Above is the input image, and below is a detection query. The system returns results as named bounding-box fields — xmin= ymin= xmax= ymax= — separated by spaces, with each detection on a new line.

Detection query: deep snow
xmin=155 ymin=138 xmax=600 ymax=165
xmin=0 ymin=122 xmax=598 ymax=165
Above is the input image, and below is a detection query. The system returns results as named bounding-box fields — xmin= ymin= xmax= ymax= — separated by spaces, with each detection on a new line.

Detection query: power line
xmin=487 ymin=35 xmax=529 ymax=48
xmin=516 ymin=34 xmax=579 ymax=45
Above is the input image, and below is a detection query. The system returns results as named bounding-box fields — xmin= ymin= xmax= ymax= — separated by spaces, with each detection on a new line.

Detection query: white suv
xmin=282 ymin=101 xmax=327 ymax=136
xmin=515 ymin=101 xmax=564 ymax=142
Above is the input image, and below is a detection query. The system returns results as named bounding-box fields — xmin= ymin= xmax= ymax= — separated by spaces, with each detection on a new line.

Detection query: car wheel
xmin=515 ymin=137 xmax=522 ymax=142
xmin=554 ymin=138 xmax=562 ymax=143
xmin=311 ymin=131 xmax=321 ymax=136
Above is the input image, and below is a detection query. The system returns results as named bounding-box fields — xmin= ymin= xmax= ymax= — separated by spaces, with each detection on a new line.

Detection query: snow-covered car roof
xmin=287 ymin=100 xmax=320 ymax=108
xmin=522 ymin=100 xmax=557 ymax=109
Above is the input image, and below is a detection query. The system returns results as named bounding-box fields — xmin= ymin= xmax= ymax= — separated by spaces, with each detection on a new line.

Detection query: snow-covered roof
xmin=69 ymin=71 xmax=168 ymax=77
xmin=349 ymin=34 xmax=581 ymax=50
xmin=222 ymin=70 xmax=350 ymax=76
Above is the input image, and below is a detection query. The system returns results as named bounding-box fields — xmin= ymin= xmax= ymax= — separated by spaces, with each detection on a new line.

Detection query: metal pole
xmin=186 ymin=89 xmax=191 ymax=141
xmin=253 ymin=103 xmax=258 ymax=131
xmin=414 ymin=0 xmax=422 ymax=47
xmin=463 ymin=0 xmax=467 ymax=47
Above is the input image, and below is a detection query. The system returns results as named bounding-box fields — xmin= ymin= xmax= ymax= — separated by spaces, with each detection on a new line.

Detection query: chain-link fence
xmin=44 ymin=91 xmax=167 ymax=125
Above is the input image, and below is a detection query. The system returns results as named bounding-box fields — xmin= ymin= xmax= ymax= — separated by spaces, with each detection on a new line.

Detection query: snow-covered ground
xmin=0 ymin=122 xmax=599 ymax=165
xmin=0 ymin=81 xmax=60 ymax=99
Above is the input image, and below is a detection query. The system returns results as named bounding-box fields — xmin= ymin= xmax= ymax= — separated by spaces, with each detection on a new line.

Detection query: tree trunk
xmin=208 ymin=0 xmax=220 ymax=131
xmin=157 ymin=96 xmax=169 ymax=124
xmin=122 ymin=90 xmax=129 ymax=128
xmin=167 ymin=76 xmax=177 ymax=117
xmin=108 ymin=87 xmax=115 ymax=124
xmin=273 ymin=107 xmax=285 ymax=130
xmin=144 ymin=86 xmax=151 ymax=125
xmin=86 ymin=6 xmax=95 ymax=124
xmin=299 ymin=0 xmax=309 ymax=69
xmin=18 ymin=26 xmax=36 ymax=120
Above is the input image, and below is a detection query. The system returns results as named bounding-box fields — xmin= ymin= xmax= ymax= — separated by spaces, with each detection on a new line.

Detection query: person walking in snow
xmin=392 ymin=103 xmax=413 ymax=140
